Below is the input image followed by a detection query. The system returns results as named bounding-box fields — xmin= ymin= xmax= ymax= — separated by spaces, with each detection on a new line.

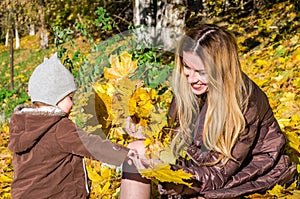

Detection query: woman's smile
xmin=191 ymin=81 xmax=207 ymax=93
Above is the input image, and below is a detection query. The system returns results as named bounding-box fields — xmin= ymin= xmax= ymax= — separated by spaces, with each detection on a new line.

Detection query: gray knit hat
xmin=28 ymin=53 xmax=77 ymax=106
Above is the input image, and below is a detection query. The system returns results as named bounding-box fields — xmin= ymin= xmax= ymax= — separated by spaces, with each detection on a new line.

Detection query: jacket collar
xmin=13 ymin=104 xmax=66 ymax=117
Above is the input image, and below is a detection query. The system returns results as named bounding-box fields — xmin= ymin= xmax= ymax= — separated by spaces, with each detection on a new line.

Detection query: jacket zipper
xmin=82 ymin=159 xmax=90 ymax=195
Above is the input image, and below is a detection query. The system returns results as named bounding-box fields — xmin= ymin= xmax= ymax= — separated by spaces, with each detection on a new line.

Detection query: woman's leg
xmin=120 ymin=140 xmax=151 ymax=199
xmin=120 ymin=178 xmax=151 ymax=199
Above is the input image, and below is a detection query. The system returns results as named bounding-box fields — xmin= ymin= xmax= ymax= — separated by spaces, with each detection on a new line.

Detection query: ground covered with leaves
xmin=0 ymin=1 xmax=299 ymax=198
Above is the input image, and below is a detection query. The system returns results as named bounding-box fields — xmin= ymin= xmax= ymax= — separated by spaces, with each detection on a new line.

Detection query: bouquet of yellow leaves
xmin=92 ymin=51 xmax=193 ymax=187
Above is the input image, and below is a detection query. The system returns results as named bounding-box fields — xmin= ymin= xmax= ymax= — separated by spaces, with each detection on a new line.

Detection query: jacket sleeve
xmin=223 ymin=88 xmax=285 ymax=188
xmin=180 ymin=117 xmax=260 ymax=193
xmin=165 ymin=83 xmax=285 ymax=195
xmin=55 ymin=117 xmax=129 ymax=166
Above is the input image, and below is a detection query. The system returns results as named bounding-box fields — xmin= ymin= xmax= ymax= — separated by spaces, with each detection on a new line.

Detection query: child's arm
xmin=55 ymin=117 xmax=129 ymax=166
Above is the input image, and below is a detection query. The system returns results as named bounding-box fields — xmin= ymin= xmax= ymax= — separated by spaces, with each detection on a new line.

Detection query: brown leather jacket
xmin=8 ymin=105 xmax=129 ymax=199
xmin=165 ymin=79 xmax=296 ymax=199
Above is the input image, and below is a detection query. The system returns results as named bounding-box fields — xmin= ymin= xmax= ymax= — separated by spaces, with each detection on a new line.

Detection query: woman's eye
xmin=183 ymin=63 xmax=190 ymax=70
xmin=198 ymin=71 xmax=206 ymax=76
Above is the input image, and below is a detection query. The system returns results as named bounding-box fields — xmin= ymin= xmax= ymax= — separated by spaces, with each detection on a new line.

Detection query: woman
xmin=120 ymin=24 xmax=296 ymax=199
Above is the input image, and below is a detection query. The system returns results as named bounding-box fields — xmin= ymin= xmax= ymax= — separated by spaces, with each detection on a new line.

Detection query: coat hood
xmin=8 ymin=105 xmax=66 ymax=153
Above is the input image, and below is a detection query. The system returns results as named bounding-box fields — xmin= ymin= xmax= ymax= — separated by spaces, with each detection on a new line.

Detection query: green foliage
xmin=94 ymin=7 xmax=116 ymax=31
xmin=0 ymin=46 xmax=53 ymax=119
xmin=53 ymin=26 xmax=75 ymax=48
xmin=131 ymin=48 xmax=174 ymax=89
xmin=142 ymin=60 xmax=172 ymax=89
xmin=52 ymin=6 xmax=120 ymax=90
xmin=0 ymin=88 xmax=29 ymax=119
xmin=53 ymin=6 xmax=173 ymax=94
xmin=53 ymin=26 xmax=78 ymax=77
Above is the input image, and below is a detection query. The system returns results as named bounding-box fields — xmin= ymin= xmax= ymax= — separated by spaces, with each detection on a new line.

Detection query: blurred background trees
xmin=1 ymin=0 xmax=298 ymax=50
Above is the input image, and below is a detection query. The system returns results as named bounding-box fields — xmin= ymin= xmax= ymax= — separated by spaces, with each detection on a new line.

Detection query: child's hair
xmin=32 ymin=101 xmax=51 ymax=108
xmin=33 ymin=92 xmax=75 ymax=108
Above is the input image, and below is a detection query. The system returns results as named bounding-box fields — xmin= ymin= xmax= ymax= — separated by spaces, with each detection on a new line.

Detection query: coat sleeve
xmin=55 ymin=118 xmax=129 ymax=166
xmin=164 ymin=83 xmax=285 ymax=196
xmin=223 ymin=89 xmax=286 ymax=188
xmin=180 ymin=116 xmax=260 ymax=193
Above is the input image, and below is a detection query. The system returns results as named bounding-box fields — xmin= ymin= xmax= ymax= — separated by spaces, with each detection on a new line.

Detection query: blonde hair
xmin=171 ymin=24 xmax=251 ymax=164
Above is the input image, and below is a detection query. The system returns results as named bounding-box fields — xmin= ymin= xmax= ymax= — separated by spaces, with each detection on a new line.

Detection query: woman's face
xmin=182 ymin=51 xmax=208 ymax=96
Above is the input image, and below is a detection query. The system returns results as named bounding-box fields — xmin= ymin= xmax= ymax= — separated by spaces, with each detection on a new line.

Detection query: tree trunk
xmin=5 ymin=29 xmax=9 ymax=47
xmin=40 ymin=30 xmax=48 ymax=49
xmin=38 ymin=3 xmax=48 ymax=49
xmin=133 ymin=0 xmax=186 ymax=51
xmin=158 ymin=0 xmax=187 ymax=51
xmin=133 ymin=0 xmax=156 ymax=48
xmin=29 ymin=24 xmax=35 ymax=36
xmin=10 ymin=28 xmax=14 ymax=91
xmin=15 ymin=27 xmax=20 ymax=49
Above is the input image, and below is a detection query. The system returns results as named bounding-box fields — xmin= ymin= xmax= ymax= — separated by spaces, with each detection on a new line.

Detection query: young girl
xmin=120 ymin=24 xmax=296 ymax=199
xmin=8 ymin=53 xmax=133 ymax=199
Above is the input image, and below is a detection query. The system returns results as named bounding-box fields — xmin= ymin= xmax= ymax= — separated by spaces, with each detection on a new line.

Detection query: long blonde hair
xmin=171 ymin=24 xmax=251 ymax=164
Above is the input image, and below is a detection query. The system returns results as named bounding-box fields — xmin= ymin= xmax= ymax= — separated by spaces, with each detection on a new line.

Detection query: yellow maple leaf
xmin=100 ymin=181 xmax=111 ymax=195
xmin=278 ymin=118 xmax=291 ymax=129
xmin=86 ymin=164 xmax=103 ymax=183
xmin=143 ymin=106 xmax=168 ymax=137
xmin=279 ymin=92 xmax=295 ymax=102
xmin=266 ymin=182 xmax=300 ymax=198
xmin=0 ymin=174 xmax=11 ymax=183
xmin=109 ymin=127 xmax=128 ymax=145
xmin=245 ymin=193 xmax=274 ymax=199
xmin=284 ymin=131 xmax=300 ymax=154
xmin=129 ymin=87 xmax=155 ymax=119
xmin=144 ymin=139 xmax=165 ymax=160
xmin=139 ymin=163 xmax=193 ymax=188
xmin=286 ymin=190 xmax=300 ymax=199
xmin=100 ymin=166 xmax=112 ymax=179
xmin=286 ymin=181 xmax=297 ymax=191
xmin=104 ymin=51 xmax=138 ymax=80
xmin=111 ymin=78 xmax=141 ymax=126
xmin=267 ymin=184 xmax=285 ymax=196
xmin=92 ymin=82 xmax=115 ymax=131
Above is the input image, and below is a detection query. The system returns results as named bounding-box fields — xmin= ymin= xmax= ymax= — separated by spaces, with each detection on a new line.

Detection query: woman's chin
xmin=191 ymin=87 xmax=207 ymax=96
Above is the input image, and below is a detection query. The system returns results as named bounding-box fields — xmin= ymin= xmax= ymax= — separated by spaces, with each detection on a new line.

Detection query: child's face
xmin=57 ymin=93 xmax=74 ymax=114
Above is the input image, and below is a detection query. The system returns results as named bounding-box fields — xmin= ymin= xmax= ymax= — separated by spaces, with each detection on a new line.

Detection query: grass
xmin=0 ymin=35 xmax=55 ymax=118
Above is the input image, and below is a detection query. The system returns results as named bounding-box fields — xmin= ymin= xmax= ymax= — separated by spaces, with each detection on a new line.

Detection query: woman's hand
xmin=158 ymin=183 xmax=184 ymax=195
xmin=158 ymin=179 xmax=202 ymax=197
xmin=125 ymin=118 xmax=162 ymax=170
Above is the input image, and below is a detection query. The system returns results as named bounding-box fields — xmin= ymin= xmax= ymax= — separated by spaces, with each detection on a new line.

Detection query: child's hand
xmin=126 ymin=140 xmax=162 ymax=170
xmin=125 ymin=117 xmax=146 ymax=139
xmin=127 ymin=150 xmax=151 ymax=171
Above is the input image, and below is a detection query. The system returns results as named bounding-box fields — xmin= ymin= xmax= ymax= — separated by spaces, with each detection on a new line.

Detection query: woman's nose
xmin=187 ymin=70 xmax=198 ymax=83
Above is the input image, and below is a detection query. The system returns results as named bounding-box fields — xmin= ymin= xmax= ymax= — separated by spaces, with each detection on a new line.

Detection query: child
xmin=8 ymin=53 xmax=131 ymax=199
